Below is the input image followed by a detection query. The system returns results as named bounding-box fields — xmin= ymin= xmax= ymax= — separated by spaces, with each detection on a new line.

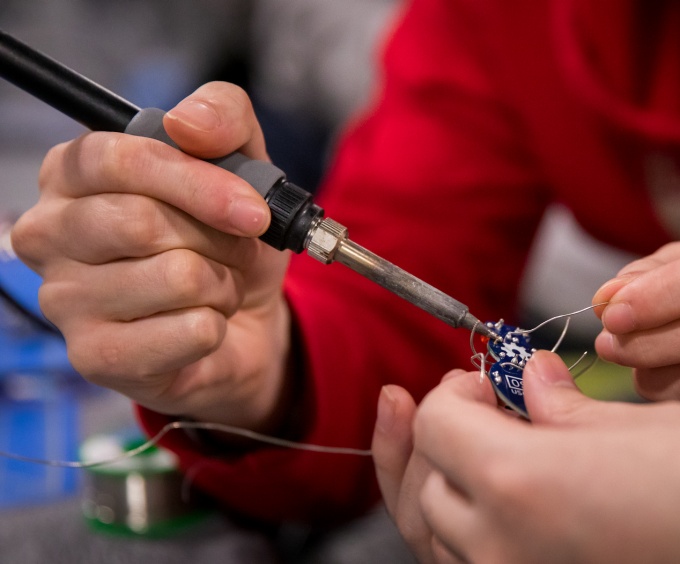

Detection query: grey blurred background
xmin=0 ymin=0 xmax=398 ymax=211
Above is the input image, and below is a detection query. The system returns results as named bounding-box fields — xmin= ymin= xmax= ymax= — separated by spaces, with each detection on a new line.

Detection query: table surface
xmin=0 ymin=498 xmax=416 ymax=564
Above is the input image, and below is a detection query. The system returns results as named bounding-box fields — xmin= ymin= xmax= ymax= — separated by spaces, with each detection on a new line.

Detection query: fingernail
xmin=595 ymin=276 xmax=621 ymax=293
xmin=525 ymin=350 xmax=573 ymax=387
xmin=602 ymin=302 xmax=635 ymax=333
xmin=166 ymin=100 xmax=221 ymax=131
xmin=376 ymin=386 xmax=396 ymax=433
xmin=597 ymin=272 xmax=638 ymax=292
xmin=228 ymin=198 xmax=269 ymax=236
xmin=593 ymin=273 xmax=638 ymax=306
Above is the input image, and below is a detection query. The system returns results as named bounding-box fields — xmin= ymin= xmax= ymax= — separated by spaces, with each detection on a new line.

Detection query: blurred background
xmin=0 ymin=0 xmax=638 ymax=562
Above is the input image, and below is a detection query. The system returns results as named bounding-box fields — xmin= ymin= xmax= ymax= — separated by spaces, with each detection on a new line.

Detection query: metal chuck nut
xmin=306 ymin=218 xmax=348 ymax=264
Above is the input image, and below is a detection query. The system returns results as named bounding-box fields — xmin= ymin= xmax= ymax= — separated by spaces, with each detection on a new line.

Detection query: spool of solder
xmin=79 ymin=432 xmax=209 ymax=537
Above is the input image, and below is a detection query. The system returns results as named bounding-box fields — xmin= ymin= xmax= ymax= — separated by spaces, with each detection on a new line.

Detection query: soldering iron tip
xmin=464 ymin=315 xmax=500 ymax=340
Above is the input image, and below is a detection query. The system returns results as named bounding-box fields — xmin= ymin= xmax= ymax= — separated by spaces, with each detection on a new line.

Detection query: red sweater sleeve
xmin=138 ymin=0 xmax=549 ymax=525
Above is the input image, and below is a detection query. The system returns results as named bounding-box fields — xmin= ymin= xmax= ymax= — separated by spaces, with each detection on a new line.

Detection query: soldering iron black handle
xmin=0 ymin=28 xmax=137 ymax=132
xmin=125 ymin=108 xmax=323 ymax=252
xmin=0 ymin=28 xmax=323 ymax=253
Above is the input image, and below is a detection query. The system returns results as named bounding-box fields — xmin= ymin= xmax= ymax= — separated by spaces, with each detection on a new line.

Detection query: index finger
xmin=600 ymin=260 xmax=680 ymax=334
xmin=41 ymin=132 xmax=270 ymax=238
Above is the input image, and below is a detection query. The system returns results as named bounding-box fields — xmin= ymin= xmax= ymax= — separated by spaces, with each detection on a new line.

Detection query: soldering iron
xmin=0 ymin=29 xmax=497 ymax=341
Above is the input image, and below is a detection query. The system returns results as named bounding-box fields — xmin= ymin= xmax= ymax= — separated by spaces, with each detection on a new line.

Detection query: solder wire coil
xmin=79 ymin=433 xmax=209 ymax=537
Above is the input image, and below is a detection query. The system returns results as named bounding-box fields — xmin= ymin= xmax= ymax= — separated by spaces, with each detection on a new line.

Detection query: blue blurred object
xmin=0 ymin=373 xmax=80 ymax=507
xmin=0 ymin=251 xmax=72 ymax=374
xmin=0 ymin=244 xmax=84 ymax=507
xmin=0 ymin=232 xmax=56 ymax=333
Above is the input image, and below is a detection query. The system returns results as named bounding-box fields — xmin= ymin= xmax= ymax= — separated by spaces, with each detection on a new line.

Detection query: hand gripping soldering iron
xmin=0 ymin=29 xmax=497 ymax=340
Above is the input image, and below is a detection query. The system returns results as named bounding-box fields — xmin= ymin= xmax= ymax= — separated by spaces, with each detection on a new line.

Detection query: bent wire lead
xmin=473 ymin=303 xmax=607 ymax=419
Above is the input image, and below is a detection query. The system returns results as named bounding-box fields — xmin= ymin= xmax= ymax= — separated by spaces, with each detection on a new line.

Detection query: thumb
xmin=163 ymin=82 xmax=268 ymax=161
xmin=523 ymin=350 xmax=594 ymax=425
xmin=372 ymin=385 xmax=417 ymax=517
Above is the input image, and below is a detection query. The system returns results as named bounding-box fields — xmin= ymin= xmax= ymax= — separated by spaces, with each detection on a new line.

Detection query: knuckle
xmin=206 ymin=81 xmax=252 ymax=113
xmin=36 ymin=283 xmax=62 ymax=324
xmin=73 ymin=350 xmax=120 ymax=387
xmin=10 ymin=210 xmax=47 ymax=267
xmin=161 ymin=250 xmax=207 ymax=302
xmin=181 ymin=307 xmax=224 ymax=354
xmin=93 ymin=133 xmax=171 ymax=191
xmin=229 ymin=84 xmax=253 ymax=115
xmin=96 ymin=135 xmax=140 ymax=185
xmin=74 ymin=194 xmax=168 ymax=260
xmin=66 ymin=331 xmax=108 ymax=383
xmin=190 ymin=81 xmax=254 ymax=127
xmin=38 ymin=142 xmax=67 ymax=191
xmin=116 ymin=197 xmax=165 ymax=252
xmin=203 ymin=82 xmax=256 ymax=139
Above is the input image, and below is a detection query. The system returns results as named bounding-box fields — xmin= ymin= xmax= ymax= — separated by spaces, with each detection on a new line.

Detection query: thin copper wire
xmin=472 ymin=302 xmax=609 ymax=383
xmin=0 ymin=420 xmax=373 ymax=469
xmin=469 ymin=319 xmax=491 ymax=381
xmin=550 ymin=316 xmax=571 ymax=352
xmin=567 ymin=351 xmax=589 ymax=371
xmin=570 ymin=352 xmax=599 ymax=379
xmin=512 ymin=303 xmax=607 ymax=336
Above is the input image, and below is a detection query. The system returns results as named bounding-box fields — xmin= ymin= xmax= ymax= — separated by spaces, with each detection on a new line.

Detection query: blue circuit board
xmin=483 ymin=321 xmax=536 ymax=418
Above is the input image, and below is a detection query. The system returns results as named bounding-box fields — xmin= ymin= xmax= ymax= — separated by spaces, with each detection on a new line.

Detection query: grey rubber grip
xmin=124 ymin=107 xmax=286 ymax=198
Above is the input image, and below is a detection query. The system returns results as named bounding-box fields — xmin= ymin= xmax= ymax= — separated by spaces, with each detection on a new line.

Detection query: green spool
xmin=79 ymin=433 xmax=210 ymax=538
